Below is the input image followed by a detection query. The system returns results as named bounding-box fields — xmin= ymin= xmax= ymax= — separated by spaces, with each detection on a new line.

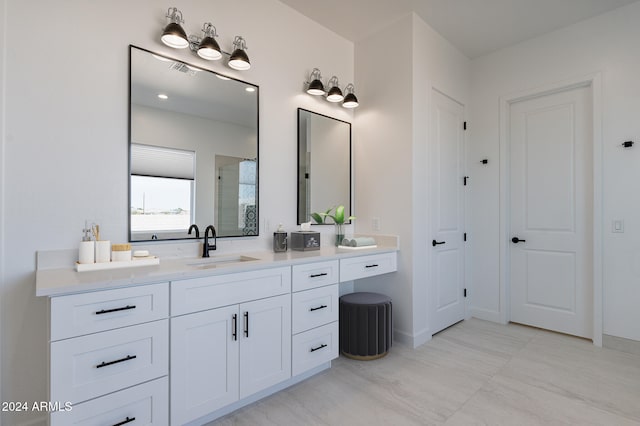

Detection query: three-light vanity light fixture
xmin=161 ymin=7 xmax=251 ymax=71
xmin=305 ymin=68 xmax=359 ymax=108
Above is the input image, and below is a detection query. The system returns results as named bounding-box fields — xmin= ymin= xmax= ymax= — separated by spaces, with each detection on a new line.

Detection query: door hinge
xmin=464 ymin=233 xmax=467 ymax=241
xmin=463 ymin=176 xmax=469 ymax=186
xmin=463 ymin=121 xmax=467 ymax=130
xmin=464 ymin=288 xmax=467 ymax=298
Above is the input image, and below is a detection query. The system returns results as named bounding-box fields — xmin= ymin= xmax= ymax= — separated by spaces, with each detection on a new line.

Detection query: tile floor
xmin=211 ymin=319 xmax=640 ymax=425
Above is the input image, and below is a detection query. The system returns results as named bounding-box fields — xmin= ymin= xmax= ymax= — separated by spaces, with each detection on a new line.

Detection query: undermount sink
xmin=186 ymin=255 xmax=260 ymax=269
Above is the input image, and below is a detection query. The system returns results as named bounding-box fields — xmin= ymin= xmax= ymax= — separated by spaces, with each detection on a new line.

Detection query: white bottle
xmin=78 ymin=224 xmax=95 ymax=264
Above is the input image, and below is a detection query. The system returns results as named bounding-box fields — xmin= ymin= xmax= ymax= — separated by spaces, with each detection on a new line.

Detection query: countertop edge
xmin=36 ymin=245 xmax=399 ymax=297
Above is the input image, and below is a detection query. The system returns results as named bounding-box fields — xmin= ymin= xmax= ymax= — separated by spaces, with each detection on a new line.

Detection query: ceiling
xmin=131 ymin=47 xmax=258 ymax=128
xmin=279 ymin=0 xmax=639 ymax=58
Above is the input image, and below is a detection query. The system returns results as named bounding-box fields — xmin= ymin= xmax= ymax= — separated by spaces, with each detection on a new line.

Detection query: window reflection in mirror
xmin=129 ymin=45 xmax=258 ymax=241
xmin=297 ymin=109 xmax=351 ymax=224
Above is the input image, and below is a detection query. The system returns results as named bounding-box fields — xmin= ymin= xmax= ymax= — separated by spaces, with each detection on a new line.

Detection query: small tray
xmin=338 ymin=245 xmax=378 ymax=250
xmin=75 ymin=256 xmax=160 ymax=272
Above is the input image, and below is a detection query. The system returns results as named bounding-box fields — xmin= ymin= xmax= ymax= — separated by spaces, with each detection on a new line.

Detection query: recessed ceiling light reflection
xmin=152 ymin=54 xmax=172 ymax=62
xmin=158 ymin=94 xmax=169 ymax=100
xmin=245 ymin=87 xmax=256 ymax=93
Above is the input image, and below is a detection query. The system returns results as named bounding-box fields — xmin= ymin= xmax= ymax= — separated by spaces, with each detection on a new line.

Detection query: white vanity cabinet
xmin=291 ymin=260 xmax=340 ymax=376
xmin=170 ymin=268 xmax=292 ymax=425
xmin=48 ymin=283 xmax=170 ymax=425
xmin=39 ymin=247 xmax=398 ymax=425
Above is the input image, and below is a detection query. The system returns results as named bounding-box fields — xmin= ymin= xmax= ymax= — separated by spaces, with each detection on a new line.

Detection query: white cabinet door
xmin=239 ymin=294 xmax=291 ymax=398
xmin=292 ymin=321 xmax=339 ymax=376
xmin=291 ymin=260 xmax=339 ymax=292
xmin=50 ymin=320 xmax=168 ymax=405
xmin=171 ymin=305 xmax=240 ymax=425
xmin=339 ymin=252 xmax=397 ymax=282
xmin=51 ymin=377 xmax=168 ymax=426
xmin=292 ymin=284 xmax=339 ymax=334
xmin=50 ymin=283 xmax=169 ymax=341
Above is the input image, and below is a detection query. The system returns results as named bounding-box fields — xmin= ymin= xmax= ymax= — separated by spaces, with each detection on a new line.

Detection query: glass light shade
xmin=326 ymin=86 xmax=344 ymax=102
xmin=307 ymin=79 xmax=325 ymax=96
xmin=197 ymin=36 xmax=222 ymax=60
xmin=161 ymin=22 xmax=189 ymax=49
xmin=342 ymin=92 xmax=359 ymax=108
xmin=229 ymin=48 xmax=251 ymax=70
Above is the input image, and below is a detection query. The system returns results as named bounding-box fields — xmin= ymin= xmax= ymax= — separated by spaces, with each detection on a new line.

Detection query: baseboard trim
xmin=394 ymin=328 xmax=432 ymax=348
xmin=187 ymin=362 xmax=331 ymax=425
xmin=603 ymin=334 xmax=640 ymax=356
xmin=470 ymin=307 xmax=502 ymax=323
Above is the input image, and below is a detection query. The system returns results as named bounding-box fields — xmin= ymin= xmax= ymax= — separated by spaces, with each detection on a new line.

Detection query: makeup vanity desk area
xmin=36 ymin=239 xmax=398 ymax=425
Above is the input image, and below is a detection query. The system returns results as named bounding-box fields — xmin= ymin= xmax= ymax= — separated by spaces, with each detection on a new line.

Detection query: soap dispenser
xmin=273 ymin=224 xmax=287 ymax=252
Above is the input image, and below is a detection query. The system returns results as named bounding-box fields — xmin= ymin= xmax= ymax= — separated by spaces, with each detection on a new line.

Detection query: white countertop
xmin=36 ymin=238 xmax=399 ymax=297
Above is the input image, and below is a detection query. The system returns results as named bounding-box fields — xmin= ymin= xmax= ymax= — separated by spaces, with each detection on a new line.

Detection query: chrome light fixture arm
xmin=166 ymin=7 xmax=184 ymax=25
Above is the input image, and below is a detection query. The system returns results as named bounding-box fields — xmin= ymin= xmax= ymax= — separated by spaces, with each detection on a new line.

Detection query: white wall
xmin=469 ymin=2 xmax=640 ymax=342
xmin=0 ymin=0 xmax=6 ymax=414
xmin=354 ymin=13 xmax=470 ymax=346
xmin=0 ymin=1 xmax=353 ymax=424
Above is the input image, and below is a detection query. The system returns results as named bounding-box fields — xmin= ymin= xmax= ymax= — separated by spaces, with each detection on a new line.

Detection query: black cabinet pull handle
xmin=113 ymin=417 xmax=136 ymax=426
xmin=232 ymin=314 xmax=237 ymax=341
xmin=365 ymin=264 xmax=379 ymax=268
xmin=310 ymin=305 xmax=327 ymax=312
xmin=310 ymin=272 xmax=328 ymax=278
xmin=310 ymin=343 xmax=327 ymax=353
xmin=243 ymin=311 xmax=249 ymax=338
xmin=95 ymin=305 xmax=136 ymax=315
xmin=511 ymin=237 xmax=526 ymax=244
xmin=432 ymin=240 xmax=445 ymax=247
xmin=96 ymin=355 xmax=137 ymax=369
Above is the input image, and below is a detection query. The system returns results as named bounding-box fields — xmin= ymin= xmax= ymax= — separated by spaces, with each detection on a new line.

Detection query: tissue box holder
xmin=290 ymin=231 xmax=321 ymax=251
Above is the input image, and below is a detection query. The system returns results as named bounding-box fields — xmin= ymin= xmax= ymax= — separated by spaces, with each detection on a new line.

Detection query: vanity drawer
xmin=50 ymin=377 xmax=168 ymax=426
xmin=292 ymin=260 xmax=339 ymax=292
xmin=339 ymin=252 xmax=397 ymax=282
xmin=171 ymin=266 xmax=291 ymax=316
xmin=50 ymin=320 xmax=168 ymax=404
xmin=50 ymin=283 xmax=169 ymax=341
xmin=292 ymin=284 xmax=339 ymax=334
xmin=292 ymin=321 xmax=339 ymax=376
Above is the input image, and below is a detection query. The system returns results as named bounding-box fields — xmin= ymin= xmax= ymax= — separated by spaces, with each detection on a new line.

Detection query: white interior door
xmin=430 ymin=89 xmax=466 ymax=334
xmin=509 ymin=85 xmax=593 ymax=338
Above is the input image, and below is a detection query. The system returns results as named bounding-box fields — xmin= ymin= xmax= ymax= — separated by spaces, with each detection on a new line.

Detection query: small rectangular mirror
xmin=297 ymin=108 xmax=352 ymax=224
xmin=129 ymin=45 xmax=259 ymax=242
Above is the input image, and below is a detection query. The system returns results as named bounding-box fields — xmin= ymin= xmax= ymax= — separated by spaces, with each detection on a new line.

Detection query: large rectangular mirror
xmin=129 ymin=45 xmax=258 ymax=241
xmin=297 ymin=109 xmax=351 ymax=224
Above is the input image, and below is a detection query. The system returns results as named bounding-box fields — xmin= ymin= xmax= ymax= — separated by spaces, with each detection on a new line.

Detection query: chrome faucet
xmin=203 ymin=225 xmax=217 ymax=257
xmin=188 ymin=224 xmax=200 ymax=239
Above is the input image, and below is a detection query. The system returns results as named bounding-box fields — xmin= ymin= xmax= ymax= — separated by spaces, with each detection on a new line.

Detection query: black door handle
xmin=511 ymin=237 xmax=526 ymax=244
xmin=112 ymin=417 xmax=136 ymax=426
xmin=432 ymin=240 xmax=445 ymax=247
xmin=232 ymin=314 xmax=237 ymax=341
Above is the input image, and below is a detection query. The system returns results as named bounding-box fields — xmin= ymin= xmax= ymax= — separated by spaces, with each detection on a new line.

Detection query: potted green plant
xmin=312 ymin=205 xmax=355 ymax=246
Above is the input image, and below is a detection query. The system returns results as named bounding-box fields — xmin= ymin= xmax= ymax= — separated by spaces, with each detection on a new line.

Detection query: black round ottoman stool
xmin=339 ymin=292 xmax=392 ymax=360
